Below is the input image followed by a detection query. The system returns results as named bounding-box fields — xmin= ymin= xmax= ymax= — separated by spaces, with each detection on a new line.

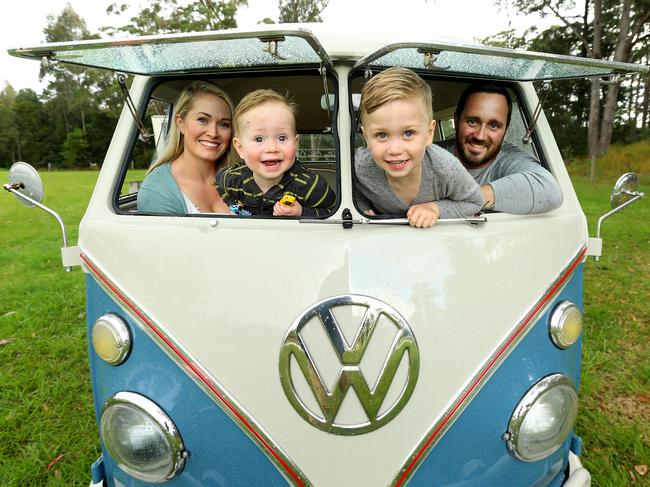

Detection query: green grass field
xmin=0 ymin=168 xmax=648 ymax=486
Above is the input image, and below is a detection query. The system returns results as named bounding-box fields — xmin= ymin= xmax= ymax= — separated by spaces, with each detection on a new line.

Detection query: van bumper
xmin=563 ymin=451 xmax=591 ymax=487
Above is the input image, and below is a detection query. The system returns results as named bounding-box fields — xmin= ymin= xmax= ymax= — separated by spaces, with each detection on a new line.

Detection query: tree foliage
xmin=492 ymin=0 xmax=650 ymax=171
xmin=103 ymin=0 xmax=248 ymax=35
xmin=0 ymin=1 xmax=249 ymax=169
xmin=278 ymin=0 xmax=329 ymax=22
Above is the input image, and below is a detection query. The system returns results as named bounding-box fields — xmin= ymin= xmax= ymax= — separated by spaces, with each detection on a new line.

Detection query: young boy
xmin=355 ymin=67 xmax=484 ymax=228
xmin=216 ymin=89 xmax=336 ymax=217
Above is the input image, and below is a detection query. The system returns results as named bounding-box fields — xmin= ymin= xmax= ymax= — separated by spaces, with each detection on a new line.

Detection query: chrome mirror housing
xmin=611 ymin=172 xmax=642 ymax=209
xmin=5 ymin=161 xmax=44 ymax=207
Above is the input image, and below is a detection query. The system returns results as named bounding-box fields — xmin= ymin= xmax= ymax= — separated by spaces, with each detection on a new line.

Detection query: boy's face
xmin=362 ymin=97 xmax=435 ymax=180
xmin=233 ymin=101 xmax=298 ymax=188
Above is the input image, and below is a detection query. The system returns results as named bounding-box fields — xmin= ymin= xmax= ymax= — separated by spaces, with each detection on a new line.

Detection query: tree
xmin=278 ymin=0 xmax=329 ymax=22
xmin=103 ymin=0 xmax=248 ymax=35
xmin=61 ymin=128 xmax=91 ymax=168
xmin=499 ymin=0 xmax=650 ymax=178
xmin=40 ymin=4 xmax=98 ymax=134
xmin=0 ymin=84 xmax=19 ymax=165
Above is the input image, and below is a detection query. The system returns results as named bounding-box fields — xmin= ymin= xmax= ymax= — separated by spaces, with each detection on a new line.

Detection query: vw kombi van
xmin=5 ymin=24 xmax=648 ymax=486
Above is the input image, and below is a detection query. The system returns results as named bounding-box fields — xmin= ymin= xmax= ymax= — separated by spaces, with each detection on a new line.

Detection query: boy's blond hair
xmin=233 ymin=89 xmax=298 ymax=137
xmin=360 ymin=67 xmax=433 ymax=125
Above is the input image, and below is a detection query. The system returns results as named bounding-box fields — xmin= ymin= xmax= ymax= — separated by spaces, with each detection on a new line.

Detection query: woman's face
xmin=177 ymin=93 xmax=232 ymax=164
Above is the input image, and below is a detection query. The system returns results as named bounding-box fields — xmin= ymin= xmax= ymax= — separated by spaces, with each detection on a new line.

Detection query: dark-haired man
xmin=437 ymin=83 xmax=562 ymax=214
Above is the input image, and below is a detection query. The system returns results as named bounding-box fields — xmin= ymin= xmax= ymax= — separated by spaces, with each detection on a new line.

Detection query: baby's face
xmin=233 ymin=101 xmax=298 ymax=189
xmin=362 ymin=97 xmax=435 ymax=181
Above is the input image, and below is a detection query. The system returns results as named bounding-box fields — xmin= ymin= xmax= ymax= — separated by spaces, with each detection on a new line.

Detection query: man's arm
xmin=482 ymin=144 xmax=562 ymax=214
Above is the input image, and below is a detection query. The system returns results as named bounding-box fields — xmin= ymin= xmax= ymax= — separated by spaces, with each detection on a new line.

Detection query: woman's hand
xmin=273 ymin=199 xmax=303 ymax=216
xmin=406 ymin=202 xmax=439 ymax=228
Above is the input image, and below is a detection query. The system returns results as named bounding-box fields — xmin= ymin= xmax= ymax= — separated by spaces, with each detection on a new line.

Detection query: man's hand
xmin=480 ymin=184 xmax=495 ymax=210
xmin=406 ymin=202 xmax=440 ymax=228
xmin=273 ymin=199 xmax=303 ymax=216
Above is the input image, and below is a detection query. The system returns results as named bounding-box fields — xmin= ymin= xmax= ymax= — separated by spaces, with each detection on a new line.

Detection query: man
xmin=437 ymin=83 xmax=562 ymax=214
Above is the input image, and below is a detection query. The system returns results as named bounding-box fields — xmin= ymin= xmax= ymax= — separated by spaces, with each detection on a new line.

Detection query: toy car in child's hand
xmin=280 ymin=194 xmax=296 ymax=207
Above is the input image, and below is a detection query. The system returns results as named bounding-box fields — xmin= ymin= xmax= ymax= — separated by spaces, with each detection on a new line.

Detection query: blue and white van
xmin=5 ymin=24 xmax=647 ymax=486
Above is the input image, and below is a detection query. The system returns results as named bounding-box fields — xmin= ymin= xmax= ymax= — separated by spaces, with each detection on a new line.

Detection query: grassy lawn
xmin=0 ymin=168 xmax=648 ymax=485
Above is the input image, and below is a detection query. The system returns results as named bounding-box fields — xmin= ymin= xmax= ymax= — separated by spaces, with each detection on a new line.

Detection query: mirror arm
xmin=592 ymin=190 xmax=645 ymax=261
xmin=3 ymin=183 xmax=72 ymax=271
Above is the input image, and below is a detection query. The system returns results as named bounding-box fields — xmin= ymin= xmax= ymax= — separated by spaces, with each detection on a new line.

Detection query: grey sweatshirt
xmin=354 ymin=144 xmax=484 ymax=218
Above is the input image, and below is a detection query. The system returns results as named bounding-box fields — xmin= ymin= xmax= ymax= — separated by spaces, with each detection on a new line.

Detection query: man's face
xmin=455 ymin=92 xmax=508 ymax=168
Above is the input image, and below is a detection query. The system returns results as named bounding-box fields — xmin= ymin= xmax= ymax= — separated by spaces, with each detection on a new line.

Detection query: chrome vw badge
xmin=279 ymin=295 xmax=419 ymax=435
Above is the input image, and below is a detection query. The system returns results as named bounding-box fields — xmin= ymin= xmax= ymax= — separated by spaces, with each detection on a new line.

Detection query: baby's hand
xmin=273 ymin=199 xmax=303 ymax=216
xmin=406 ymin=202 xmax=439 ymax=228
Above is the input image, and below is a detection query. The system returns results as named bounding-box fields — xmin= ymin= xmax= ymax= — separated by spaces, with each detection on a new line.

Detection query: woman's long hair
xmin=147 ymin=81 xmax=236 ymax=174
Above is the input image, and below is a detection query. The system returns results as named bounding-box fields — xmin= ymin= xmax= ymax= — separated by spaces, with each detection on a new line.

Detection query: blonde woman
xmin=138 ymin=81 xmax=235 ymax=214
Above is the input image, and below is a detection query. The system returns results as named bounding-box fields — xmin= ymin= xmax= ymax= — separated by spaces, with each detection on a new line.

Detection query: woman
xmin=138 ymin=81 xmax=235 ymax=214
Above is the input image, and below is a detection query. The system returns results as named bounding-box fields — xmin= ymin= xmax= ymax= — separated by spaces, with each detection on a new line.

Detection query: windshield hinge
xmin=599 ymin=74 xmax=621 ymax=86
xmin=523 ymin=81 xmax=551 ymax=144
xmin=342 ymin=208 xmax=353 ymax=229
xmin=41 ymin=56 xmax=66 ymax=74
xmin=116 ymin=73 xmax=152 ymax=142
xmin=259 ymin=35 xmax=287 ymax=60
xmin=417 ymin=48 xmax=450 ymax=71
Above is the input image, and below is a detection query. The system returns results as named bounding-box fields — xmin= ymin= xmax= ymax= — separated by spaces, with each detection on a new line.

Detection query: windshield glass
xmin=355 ymin=43 xmax=648 ymax=81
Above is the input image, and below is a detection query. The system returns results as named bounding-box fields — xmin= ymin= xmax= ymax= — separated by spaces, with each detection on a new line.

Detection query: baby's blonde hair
xmin=233 ymin=89 xmax=298 ymax=137
xmin=360 ymin=67 xmax=433 ymax=125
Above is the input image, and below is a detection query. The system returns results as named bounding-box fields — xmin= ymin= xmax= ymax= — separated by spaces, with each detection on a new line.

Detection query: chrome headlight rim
xmin=548 ymin=301 xmax=582 ymax=349
xmin=92 ymin=313 xmax=132 ymax=365
xmin=506 ymin=373 xmax=578 ymax=462
xmin=100 ymin=391 xmax=186 ymax=483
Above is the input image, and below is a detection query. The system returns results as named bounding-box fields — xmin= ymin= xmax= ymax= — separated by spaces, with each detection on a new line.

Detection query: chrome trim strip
xmin=392 ymin=246 xmax=587 ymax=486
xmin=80 ymin=252 xmax=310 ymax=487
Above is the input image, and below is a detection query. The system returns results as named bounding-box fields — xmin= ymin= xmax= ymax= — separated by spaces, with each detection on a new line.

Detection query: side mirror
xmin=587 ymin=172 xmax=645 ymax=260
xmin=6 ymin=161 xmax=44 ymax=207
xmin=3 ymin=162 xmax=78 ymax=271
xmin=611 ymin=172 xmax=642 ymax=209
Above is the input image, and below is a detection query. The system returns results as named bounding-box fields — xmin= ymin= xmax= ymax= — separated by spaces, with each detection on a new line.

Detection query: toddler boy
xmin=355 ymin=67 xmax=483 ymax=227
xmin=217 ymin=89 xmax=336 ymax=217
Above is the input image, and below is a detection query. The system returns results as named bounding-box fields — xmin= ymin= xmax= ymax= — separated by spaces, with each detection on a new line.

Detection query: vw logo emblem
xmin=279 ymin=295 xmax=419 ymax=435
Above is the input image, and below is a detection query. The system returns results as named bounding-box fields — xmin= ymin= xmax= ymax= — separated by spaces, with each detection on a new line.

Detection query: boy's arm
xmin=434 ymin=154 xmax=484 ymax=218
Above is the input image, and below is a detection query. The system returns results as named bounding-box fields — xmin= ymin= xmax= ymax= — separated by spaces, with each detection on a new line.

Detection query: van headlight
xmin=100 ymin=392 xmax=186 ymax=482
xmin=548 ymin=301 xmax=582 ymax=349
xmin=505 ymin=374 xmax=578 ymax=462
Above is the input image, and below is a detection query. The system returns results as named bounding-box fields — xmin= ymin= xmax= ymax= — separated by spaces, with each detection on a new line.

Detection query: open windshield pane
xmin=9 ymin=29 xmax=331 ymax=75
xmin=355 ymin=43 xmax=648 ymax=81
